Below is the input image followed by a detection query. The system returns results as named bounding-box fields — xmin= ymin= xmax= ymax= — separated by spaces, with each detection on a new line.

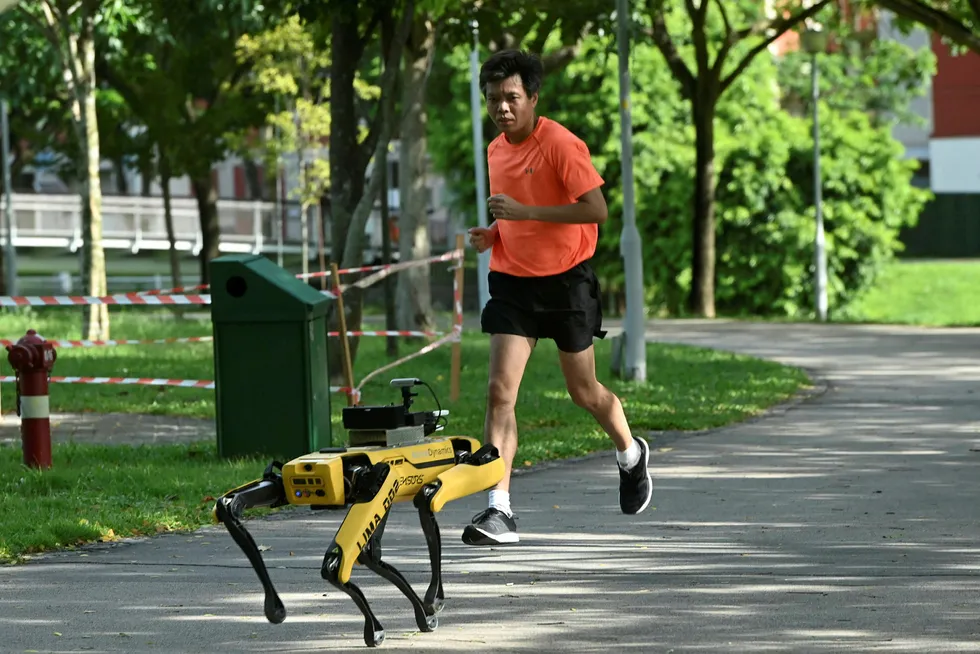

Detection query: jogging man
xmin=462 ymin=49 xmax=653 ymax=547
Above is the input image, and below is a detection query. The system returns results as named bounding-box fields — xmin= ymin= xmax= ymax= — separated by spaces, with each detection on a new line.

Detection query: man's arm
xmin=523 ymin=187 xmax=608 ymax=225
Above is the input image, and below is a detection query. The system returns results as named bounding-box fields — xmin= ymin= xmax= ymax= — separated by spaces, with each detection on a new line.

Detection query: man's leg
xmin=558 ymin=344 xmax=653 ymax=515
xmin=485 ymin=333 xmax=536 ymax=492
xmin=461 ymin=333 xmax=535 ymax=546
xmin=558 ymin=344 xmax=632 ymax=450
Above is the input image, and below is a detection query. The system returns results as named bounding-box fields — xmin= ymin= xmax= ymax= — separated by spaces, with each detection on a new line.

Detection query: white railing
xmin=0 ymin=192 xmax=457 ymax=263
xmin=3 ymin=193 xmax=298 ymax=256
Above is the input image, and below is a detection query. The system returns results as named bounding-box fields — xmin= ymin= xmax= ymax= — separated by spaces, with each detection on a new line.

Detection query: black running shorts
xmin=480 ymin=259 xmax=607 ymax=353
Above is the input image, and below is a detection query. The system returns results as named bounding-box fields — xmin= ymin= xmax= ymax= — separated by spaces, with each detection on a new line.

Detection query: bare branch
xmin=716 ymin=0 xmax=732 ymax=35
xmin=360 ymin=1 xmax=389 ymax=50
xmin=720 ymin=0 xmax=833 ymax=94
xmin=644 ymin=0 xmax=696 ymax=99
xmin=33 ymin=1 xmax=85 ymax=101
xmin=19 ymin=2 xmax=61 ymax=46
xmin=878 ymin=0 xmax=980 ymax=54
xmin=684 ymin=0 xmax=711 ymax=74
xmin=528 ymin=13 xmax=558 ymax=56
xmin=710 ymin=0 xmax=737 ymax=78
xmin=541 ymin=44 xmax=581 ymax=73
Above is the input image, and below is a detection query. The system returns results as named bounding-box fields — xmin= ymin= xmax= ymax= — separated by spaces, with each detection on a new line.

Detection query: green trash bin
xmin=209 ymin=254 xmax=333 ymax=460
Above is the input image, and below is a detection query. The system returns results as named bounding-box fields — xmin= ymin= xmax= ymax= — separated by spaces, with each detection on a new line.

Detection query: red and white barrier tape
xmin=327 ymin=329 xmax=443 ymax=338
xmin=0 ymin=375 xmax=215 ymax=389
xmin=0 ymin=375 xmax=355 ymax=395
xmin=0 ymin=336 xmax=215 ymax=349
xmin=0 ymin=329 xmax=440 ymax=350
xmin=297 ymin=249 xmax=462 ymax=281
xmin=0 ymin=293 xmax=210 ymax=307
xmin=138 ymin=283 xmax=210 ymax=296
xmin=138 ymin=249 xmax=464 ymax=296
xmin=354 ymin=329 xmax=460 ymax=393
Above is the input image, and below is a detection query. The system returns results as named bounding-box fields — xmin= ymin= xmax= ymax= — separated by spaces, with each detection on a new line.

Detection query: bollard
xmin=6 ymin=329 xmax=57 ymax=469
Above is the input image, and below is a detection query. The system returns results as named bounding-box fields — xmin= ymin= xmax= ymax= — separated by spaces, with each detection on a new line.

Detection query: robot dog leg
xmin=320 ymin=444 xmax=504 ymax=647
xmin=413 ymin=443 xmax=504 ymax=615
xmin=212 ymin=460 xmax=290 ymax=624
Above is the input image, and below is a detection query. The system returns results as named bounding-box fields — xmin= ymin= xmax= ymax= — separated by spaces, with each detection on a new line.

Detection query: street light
xmin=468 ymin=20 xmax=490 ymax=314
xmin=801 ymin=28 xmax=828 ymax=322
xmin=1 ymin=98 xmax=17 ymax=296
xmin=615 ymin=0 xmax=647 ymax=382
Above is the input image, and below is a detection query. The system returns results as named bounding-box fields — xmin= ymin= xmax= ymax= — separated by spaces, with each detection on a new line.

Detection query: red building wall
xmin=930 ymin=35 xmax=980 ymax=138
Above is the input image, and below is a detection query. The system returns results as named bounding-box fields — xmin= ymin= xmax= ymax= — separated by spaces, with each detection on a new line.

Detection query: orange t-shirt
xmin=487 ymin=116 xmax=605 ymax=277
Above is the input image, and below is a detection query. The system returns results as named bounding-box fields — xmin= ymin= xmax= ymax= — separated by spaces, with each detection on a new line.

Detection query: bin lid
xmin=209 ymin=254 xmax=334 ymax=322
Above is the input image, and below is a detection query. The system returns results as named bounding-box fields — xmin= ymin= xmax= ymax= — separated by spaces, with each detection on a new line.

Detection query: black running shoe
xmin=461 ymin=508 xmax=519 ymax=546
xmin=619 ymin=436 xmax=653 ymax=514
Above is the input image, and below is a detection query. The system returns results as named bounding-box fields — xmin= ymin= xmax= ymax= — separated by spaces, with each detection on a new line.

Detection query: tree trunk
xmin=243 ymin=155 xmax=262 ymax=199
xmin=113 ymin=155 xmax=128 ymax=195
xmin=327 ymin=8 xmax=359 ymax=380
xmin=79 ymin=31 xmax=109 ymax=340
xmin=329 ymin=6 xmax=362 ymax=267
xmin=326 ymin=0 xmax=413 ymax=382
xmin=160 ymin=149 xmax=181 ymax=290
xmin=395 ymin=15 xmax=437 ymax=334
xmin=140 ymin=161 xmax=152 ymax=196
xmin=689 ymin=96 xmax=717 ymax=318
xmin=380 ymin=156 xmax=398 ymax=358
xmin=191 ymin=174 xmax=220 ymax=285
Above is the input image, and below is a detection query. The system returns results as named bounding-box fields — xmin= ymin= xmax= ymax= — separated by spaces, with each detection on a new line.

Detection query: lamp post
xmin=1 ymin=97 xmax=17 ymax=297
xmin=468 ymin=20 xmax=490 ymax=313
xmin=615 ymin=0 xmax=647 ymax=382
xmin=801 ymin=28 xmax=828 ymax=322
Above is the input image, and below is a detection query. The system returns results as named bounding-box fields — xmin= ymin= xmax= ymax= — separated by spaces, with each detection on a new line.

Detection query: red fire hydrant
xmin=6 ymin=329 xmax=57 ymax=469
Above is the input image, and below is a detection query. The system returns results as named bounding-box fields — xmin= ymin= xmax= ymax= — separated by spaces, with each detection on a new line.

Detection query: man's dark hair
xmin=479 ymin=49 xmax=543 ymax=97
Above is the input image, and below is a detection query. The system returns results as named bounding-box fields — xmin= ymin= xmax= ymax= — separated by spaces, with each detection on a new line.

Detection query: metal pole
xmin=469 ymin=21 xmax=490 ymax=313
xmin=812 ymin=52 xmax=827 ymax=322
xmin=616 ymin=0 xmax=646 ymax=382
xmin=1 ymin=97 xmax=17 ymax=296
xmin=273 ymin=96 xmax=284 ymax=267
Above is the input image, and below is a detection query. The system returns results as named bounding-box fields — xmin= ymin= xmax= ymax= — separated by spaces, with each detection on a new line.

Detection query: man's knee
xmin=567 ymin=380 xmax=604 ymax=413
xmin=488 ymin=377 xmax=519 ymax=410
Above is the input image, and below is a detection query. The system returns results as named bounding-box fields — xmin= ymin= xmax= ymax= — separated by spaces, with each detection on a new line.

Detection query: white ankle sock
xmin=617 ymin=440 xmax=642 ymax=470
xmin=489 ymin=490 xmax=512 ymax=517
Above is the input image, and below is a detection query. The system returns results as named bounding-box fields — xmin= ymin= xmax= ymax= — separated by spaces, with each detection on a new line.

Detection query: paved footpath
xmin=2 ymin=319 xmax=980 ymax=653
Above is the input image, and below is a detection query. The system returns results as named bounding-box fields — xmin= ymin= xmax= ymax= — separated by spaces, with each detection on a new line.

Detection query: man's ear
xmin=530 ymin=92 xmax=539 ymax=108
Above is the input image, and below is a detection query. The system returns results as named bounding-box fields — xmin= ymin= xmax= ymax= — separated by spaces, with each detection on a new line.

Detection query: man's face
xmin=485 ymin=74 xmax=538 ymax=139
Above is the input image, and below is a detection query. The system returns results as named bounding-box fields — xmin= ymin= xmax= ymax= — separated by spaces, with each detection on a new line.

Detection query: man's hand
xmin=488 ymin=194 xmax=529 ymax=221
xmin=468 ymin=226 xmax=494 ymax=253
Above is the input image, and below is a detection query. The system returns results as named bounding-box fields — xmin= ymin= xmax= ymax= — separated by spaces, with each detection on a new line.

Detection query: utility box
xmin=210 ymin=254 xmax=333 ymax=459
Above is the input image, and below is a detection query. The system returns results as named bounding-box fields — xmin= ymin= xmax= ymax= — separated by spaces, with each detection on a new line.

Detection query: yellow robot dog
xmin=213 ymin=377 xmax=504 ymax=648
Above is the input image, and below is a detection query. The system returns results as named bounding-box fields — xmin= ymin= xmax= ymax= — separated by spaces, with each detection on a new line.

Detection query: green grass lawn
xmin=845 ymin=259 xmax=980 ymax=326
xmin=0 ymin=307 xmax=810 ymax=563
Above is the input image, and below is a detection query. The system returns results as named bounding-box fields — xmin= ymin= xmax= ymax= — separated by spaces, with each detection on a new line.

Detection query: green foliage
xmin=775 ymin=30 xmax=937 ymax=127
xmin=714 ymin=101 xmax=931 ymax=318
xmin=0 ymin=11 xmax=74 ymax=184
xmin=102 ymin=0 xmax=277 ymax=181
xmin=233 ymin=14 xmax=333 ymax=207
